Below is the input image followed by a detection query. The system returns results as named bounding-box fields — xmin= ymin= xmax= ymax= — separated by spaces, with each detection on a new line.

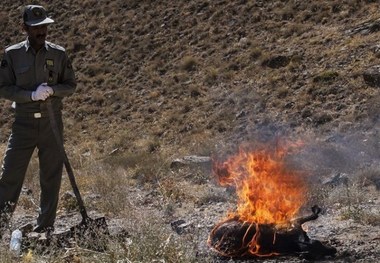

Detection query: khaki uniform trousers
xmin=0 ymin=113 xmax=63 ymax=230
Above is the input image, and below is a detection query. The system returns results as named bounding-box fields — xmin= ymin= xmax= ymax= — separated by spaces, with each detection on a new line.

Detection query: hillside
xmin=0 ymin=1 xmax=379 ymax=151
xmin=0 ymin=1 xmax=379 ymax=262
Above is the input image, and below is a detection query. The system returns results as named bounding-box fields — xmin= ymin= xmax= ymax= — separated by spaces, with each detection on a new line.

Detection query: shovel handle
xmin=45 ymin=99 xmax=89 ymax=221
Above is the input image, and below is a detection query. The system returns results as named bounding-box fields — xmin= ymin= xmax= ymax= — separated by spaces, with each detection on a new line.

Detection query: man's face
xmin=24 ymin=24 xmax=48 ymax=49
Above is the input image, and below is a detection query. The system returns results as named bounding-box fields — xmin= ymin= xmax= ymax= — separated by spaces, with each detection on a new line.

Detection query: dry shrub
xmin=103 ymin=150 xmax=170 ymax=187
xmin=134 ymin=137 xmax=161 ymax=153
xmin=189 ymin=86 xmax=202 ymax=98
xmin=307 ymin=2 xmax=330 ymax=23
xmin=355 ymin=167 xmax=380 ymax=193
xmin=321 ymin=168 xmax=380 ymax=226
xmin=220 ymin=67 xmax=235 ymax=81
xmin=340 ymin=203 xmax=380 ymax=226
xmin=275 ymin=5 xmax=295 ymax=21
xmin=313 ymin=70 xmax=339 ymax=83
xmin=159 ymin=178 xmax=188 ymax=203
xmin=180 ymin=56 xmax=198 ymax=71
xmin=104 ymin=130 xmax=133 ymax=153
xmin=148 ymin=90 xmax=160 ymax=99
xmin=0 ymin=11 xmax=8 ymax=30
xmin=196 ymin=188 xmax=229 ymax=206
xmin=18 ymin=151 xmax=42 ymax=208
xmin=0 ymin=248 xmax=15 ymax=263
xmin=276 ymin=86 xmax=289 ymax=99
xmin=172 ymin=72 xmax=191 ymax=84
xmin=80 ymin=165 xmax=200 ymax=262
xmin=204 ymin=66 xmax=219 ymax=85
xmin=84 ymin=63 xmax=104 ymax=78
xmin=166 ymin=112 xmax=181 ymax=125
xmin=313 ymin=112 xmax=333 ymax=126
xmin=68 ymin=149 xmax=168 ymax=213
xmin=85 ymin=165 xmax=134 ymax=214
xmin=0 ymin=145 xmax=199 ymax=262
xmin=281 ymin=23 xmax=309 ymax=38
xmin=121 ymin=211 xmax=196 ymax=263
xmin=250 ymin=47 xmax=263 ymax=61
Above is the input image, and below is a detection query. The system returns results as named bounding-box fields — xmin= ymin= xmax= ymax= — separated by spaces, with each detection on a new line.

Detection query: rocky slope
xmin=0 ymin=1 xmax=379 ymax=262
xmin=0 ymin=1 xmax=379 ymax=150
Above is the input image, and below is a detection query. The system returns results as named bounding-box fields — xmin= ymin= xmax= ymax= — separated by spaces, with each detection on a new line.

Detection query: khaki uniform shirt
xmin=0 ymin=39 xmax=76 ymax=113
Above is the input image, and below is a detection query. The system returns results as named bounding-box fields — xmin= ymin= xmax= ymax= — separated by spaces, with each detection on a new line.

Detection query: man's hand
xmin=31 ymin=83 xmax=54 ymax=101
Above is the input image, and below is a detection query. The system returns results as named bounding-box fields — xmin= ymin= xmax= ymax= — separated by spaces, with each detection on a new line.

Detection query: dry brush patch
xmin=0 ymin=143 xmax=208 ymax=262
xmin=1 ymin=0 xmax=380 ymax=261
xmin=308 ymin=168 xmax=380 ymax=227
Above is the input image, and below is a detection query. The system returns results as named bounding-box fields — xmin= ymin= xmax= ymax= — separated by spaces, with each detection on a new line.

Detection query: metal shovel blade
xmin=69 ymin=216 xmax=109 ymax=251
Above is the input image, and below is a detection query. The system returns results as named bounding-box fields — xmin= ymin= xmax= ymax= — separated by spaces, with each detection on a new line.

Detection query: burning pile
xmin=208 ymin=141 xmax=336 ymax=259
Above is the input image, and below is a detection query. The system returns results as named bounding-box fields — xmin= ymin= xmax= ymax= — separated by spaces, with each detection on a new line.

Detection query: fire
xmin=209 ymin=140 xmax=308 ymax=257
xmin=213 ymin=142 xmax=307 ymax=225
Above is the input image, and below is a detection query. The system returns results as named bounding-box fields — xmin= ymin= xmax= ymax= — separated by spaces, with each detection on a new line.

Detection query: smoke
xmin=215 ymin=120 xmax=380 ymax=184
xmin=293 ymin=128 xmax=380 ymax=181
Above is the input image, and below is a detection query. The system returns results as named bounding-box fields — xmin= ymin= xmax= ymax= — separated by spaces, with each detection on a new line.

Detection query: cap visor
xmin=25 ymin=17 xmax=54 ymax=26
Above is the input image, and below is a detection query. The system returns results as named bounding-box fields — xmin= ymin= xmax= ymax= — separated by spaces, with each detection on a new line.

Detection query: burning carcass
xmin=208 ymin=141 xmax=337 ymax=260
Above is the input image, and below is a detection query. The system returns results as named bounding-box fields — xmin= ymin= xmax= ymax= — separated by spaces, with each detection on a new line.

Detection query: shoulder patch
xmin=46 ymin=41 xmax=65 ymax=52
xmin=5 ymin=41 xmax=26 ymax=52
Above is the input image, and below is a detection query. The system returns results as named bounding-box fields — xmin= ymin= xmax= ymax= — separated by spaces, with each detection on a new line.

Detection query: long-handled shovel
xmin=45 ymin=99 xmax=109 ymax=250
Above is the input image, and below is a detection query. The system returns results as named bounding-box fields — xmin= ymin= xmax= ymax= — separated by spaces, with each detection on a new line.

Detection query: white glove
xmin=39 ymin=83 xmax=54 ymax=96
xmin=31 ymin=83 xmax=54 ymax=101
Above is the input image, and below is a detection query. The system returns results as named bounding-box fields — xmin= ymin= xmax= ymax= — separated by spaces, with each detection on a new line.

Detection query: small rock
xmin=322 ymin=173 xmax=349 ymax=187
xmin=363 ymin=65 xmax=380 ymax=87
xmin=170 ymin=155 xmax=211 ymax=169
xmin=170 ymin=219 xmax=193 ymax=235
xmin=262 ymin=55 xmax=290 ymax=68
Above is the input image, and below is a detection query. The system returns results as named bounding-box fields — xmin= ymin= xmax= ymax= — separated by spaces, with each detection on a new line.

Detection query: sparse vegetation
xmin=313 ymin=70 xmax=339 ymax=83
xmin=180 ymin=56 xmax=198 ymax=72
xmin=0 ymin=0 xmax=380 ymax=262
xmin=311 ymin=167 xmax=380 ymax=227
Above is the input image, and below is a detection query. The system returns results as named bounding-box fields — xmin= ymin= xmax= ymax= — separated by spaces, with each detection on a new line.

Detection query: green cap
xmin=23 ymin=5 xmax=54 ymax=26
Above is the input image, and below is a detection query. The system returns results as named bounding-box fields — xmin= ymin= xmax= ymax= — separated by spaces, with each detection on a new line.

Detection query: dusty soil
xmin=0 ymin=1 xmax=379 ymax=262
xmin=4 ymin=179 xmax=379 ymax=262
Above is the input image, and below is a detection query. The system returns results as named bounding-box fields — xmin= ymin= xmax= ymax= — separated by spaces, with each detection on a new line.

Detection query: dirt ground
xmin=1 ymin=155 xmax=379 ymax=263
xmin=0 ymin=1 xmax=380 ymax=262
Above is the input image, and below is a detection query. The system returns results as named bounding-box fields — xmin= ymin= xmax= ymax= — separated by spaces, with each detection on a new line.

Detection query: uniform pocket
xmin=15 ymin=65 xmax=32 ymax=87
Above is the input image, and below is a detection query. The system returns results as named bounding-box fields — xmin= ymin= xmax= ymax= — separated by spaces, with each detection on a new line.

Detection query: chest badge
xmin=46 ymin=59 xmax=54 ymax=67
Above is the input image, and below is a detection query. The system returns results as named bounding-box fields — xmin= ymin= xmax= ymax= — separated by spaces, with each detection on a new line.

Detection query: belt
xmin=15 ymin=112 xmax=49 ymax=119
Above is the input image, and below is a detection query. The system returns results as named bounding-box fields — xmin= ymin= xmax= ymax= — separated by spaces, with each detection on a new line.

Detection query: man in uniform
xmin=0 ymin=5 xmax=76 ymax=235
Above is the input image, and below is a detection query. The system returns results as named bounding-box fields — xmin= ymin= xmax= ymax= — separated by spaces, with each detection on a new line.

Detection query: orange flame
xmin=213 ymin=141 xmax=307 ymax=226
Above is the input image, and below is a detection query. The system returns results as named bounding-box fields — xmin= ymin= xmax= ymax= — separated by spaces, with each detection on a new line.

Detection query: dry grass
xmin=180 ymin=56 xmax=198 ymax=72
xmin=1 ymin=0 xmax=380 ymax=261
xmin=313 ymin=70 xmax=339 ymax=83
xmin=312 ymin=167 xmax=380 ymax=226
xmin=204 ymin=66 xmax=219 ymax=85
xmin=2 ymin=147 xmax=205 ymax=262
